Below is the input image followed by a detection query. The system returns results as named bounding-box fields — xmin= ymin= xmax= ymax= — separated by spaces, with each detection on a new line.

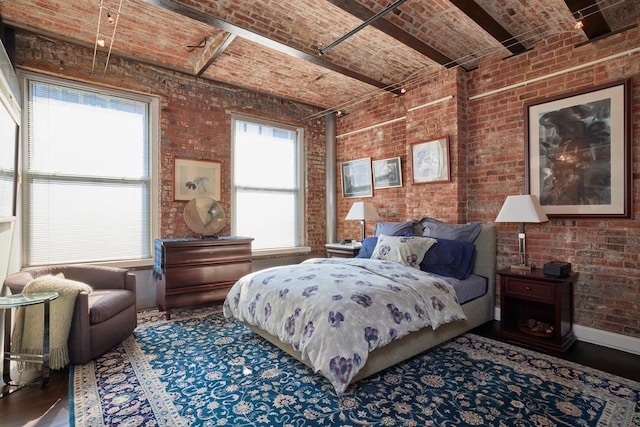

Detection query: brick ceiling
xmin=2 ymin=0 xmax=639 ymax=113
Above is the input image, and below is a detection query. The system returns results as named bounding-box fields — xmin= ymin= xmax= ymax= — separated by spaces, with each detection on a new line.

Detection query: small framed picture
xmin=341 ymin=158 xmax=373 ymax=198
xmin=411 ymin=136 xmax=450 ymax=184
xmin=174 ymin=158 xmax=222 ymax=201
xmin=372 ymin=157 xmax=402 ymax=189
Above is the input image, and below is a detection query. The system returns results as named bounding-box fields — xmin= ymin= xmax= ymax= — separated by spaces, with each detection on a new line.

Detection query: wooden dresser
xmin=155 ymin=237 xmax=253 ymax=319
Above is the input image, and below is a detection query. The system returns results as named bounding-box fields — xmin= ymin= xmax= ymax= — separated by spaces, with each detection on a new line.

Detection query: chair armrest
xmin=125 ymin=272 xmax=136 ymax=293
xmin=3 ymin=271 xmax=38 ymax=294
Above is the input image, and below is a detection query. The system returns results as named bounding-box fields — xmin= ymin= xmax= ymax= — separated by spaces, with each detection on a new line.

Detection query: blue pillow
xmin=418 ymin=217 xmax=482 ymax=243
xmin=419 ymin=238 xmax=476 ymax=280
xmin=356 ymin=237 xmax=378 ymax=258
xmin=375 ymin=221 xmax=416 ymax=237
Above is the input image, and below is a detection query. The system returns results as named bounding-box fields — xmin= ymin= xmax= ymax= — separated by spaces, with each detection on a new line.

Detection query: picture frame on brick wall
xmin=174 ymin=158 xmax=222 ymax=201
xmin=372 ymin=157 xmax=402 ymax=189
xmin=525 ymin=79 xmax=632 ymax=218
xmin=411 ymin=136 xmax=450 ymax=184
xmin=341 ymin=158 xmax=373 ymax=198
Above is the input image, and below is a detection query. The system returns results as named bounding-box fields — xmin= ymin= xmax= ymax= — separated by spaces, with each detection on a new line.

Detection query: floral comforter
xmin=222 ymin=257 xmax=466 ymax=396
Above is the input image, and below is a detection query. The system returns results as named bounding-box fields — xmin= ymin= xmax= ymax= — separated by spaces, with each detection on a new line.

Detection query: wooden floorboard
xmin=0 ymin=320 xmax=638 ymax=426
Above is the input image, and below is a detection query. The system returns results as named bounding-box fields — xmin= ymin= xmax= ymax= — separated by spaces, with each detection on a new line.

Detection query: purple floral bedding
xmin=223 ymin=257 xmax=467 ymax=396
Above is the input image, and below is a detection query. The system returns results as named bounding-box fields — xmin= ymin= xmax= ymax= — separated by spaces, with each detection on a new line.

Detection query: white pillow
xmin=371 ymin=235 xmax=436 ymax=269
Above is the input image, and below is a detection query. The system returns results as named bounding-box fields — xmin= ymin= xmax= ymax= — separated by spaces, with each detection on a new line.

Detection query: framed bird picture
xmin=174 ymin=158 xmax=221 ymax=201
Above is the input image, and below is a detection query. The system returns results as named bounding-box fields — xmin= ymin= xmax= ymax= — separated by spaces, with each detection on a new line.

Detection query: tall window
xmin=232 ymin=116 xmax=303 ymax=251
xmin=23 ymin=74 xmax=157 ymax=266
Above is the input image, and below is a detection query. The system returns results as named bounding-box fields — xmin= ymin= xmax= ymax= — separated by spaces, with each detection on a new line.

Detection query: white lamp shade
xmin=345 ymin=202 xmax=380 ymax=221
xmin=495 ymin=195 xmax=549 ymax=223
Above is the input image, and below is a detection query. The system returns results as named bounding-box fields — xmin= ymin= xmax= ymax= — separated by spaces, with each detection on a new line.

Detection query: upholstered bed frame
xmin=246 ymin=224 xmax=497 ymax=385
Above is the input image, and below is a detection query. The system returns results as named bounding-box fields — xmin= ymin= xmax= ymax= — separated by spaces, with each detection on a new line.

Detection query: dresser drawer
xmin=504 ymin=279 xmax=553 ymax=302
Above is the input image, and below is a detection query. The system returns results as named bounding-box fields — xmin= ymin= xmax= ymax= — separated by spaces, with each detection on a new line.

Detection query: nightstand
xmin=325 ymin=242 xmax=362 ymax=258
xmin=497 ymin=268 xmax=577 ymax=353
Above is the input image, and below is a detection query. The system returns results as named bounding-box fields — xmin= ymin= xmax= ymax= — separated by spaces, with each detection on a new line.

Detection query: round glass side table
xmin=0 ymin=291 xmax=59 ymax=397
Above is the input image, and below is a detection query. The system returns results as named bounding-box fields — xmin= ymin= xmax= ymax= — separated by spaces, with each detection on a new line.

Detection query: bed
xmin=223 ymin=222 xmax=496 ymax=396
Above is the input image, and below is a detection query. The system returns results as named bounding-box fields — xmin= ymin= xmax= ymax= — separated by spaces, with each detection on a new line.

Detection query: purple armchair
xmin=3 ymin=264 xmax=137 ymax=365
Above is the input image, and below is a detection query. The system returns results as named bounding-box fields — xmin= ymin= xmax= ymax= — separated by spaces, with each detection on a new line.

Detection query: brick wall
xmin=336 ymin=28 xmax=640 ymax=338
xmin=14 ymin=30 xmax=327 ymax=254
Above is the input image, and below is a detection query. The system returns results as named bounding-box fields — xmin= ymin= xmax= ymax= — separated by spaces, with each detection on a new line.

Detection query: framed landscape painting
xmin=372 ymin=157 xmax=402 ymax=189
xmin=525 ymin=79 xmax=631 ymax=218
xmin=341 ymin=158 xmax=373 ymax=198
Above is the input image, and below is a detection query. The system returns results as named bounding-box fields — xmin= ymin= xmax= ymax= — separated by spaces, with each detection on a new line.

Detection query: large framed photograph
xmin=372 ymin=157 xmax=402 ymax=189
xmin=525 ymin=79 xmax=631 ymax=218
xmin=411 ymin=136 xmax=450 ymax=184
xmin=174 ymin=158 xmax=222 ymax=201
xmin=341 ymin=158 xmax=373 ymax=198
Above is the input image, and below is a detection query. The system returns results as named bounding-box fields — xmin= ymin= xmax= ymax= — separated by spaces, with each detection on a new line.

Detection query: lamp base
xmin=510 ymin=263 xmax=534 ymax=271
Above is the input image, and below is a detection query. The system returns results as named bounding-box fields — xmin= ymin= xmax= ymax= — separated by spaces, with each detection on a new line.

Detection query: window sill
xmin=251 ymin=246 xmax=312 ymax=258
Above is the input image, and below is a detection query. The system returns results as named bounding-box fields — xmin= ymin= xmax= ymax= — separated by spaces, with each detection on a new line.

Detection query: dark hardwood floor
xmin=1 ymin=320 xmax=638 ymax=426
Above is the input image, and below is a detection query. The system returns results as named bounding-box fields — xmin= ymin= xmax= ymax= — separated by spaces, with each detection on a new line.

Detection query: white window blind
xmin=232 ymin=116 xmax=303 ymax=250
xmin=24 ymin=77 xmax=153 ymax=266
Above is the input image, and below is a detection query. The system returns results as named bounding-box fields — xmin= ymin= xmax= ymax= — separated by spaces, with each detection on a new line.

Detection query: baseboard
xmin=493 ymin=308 xmax=640 ymax=356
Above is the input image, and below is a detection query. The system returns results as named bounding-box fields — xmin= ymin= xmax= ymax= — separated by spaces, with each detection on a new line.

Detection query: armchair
xmin=3 ymin=264 xmax=137 ymax=365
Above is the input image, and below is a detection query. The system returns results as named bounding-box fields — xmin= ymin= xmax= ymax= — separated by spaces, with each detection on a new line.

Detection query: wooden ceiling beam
xmin=325 ymin=0 xmax=460 ymax=68
xmin=194 ymin=33 xmax=236 ymax=76
xmin=449 ymin=0 xmax=528 ymax=56
xmin=142 ymin=0 xmax=399 ymax=93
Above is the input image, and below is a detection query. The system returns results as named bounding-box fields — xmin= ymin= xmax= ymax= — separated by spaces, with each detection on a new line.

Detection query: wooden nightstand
xmin=497 ymin=268 xmax=577 ymax=353
xmin=325 ymin=242 xmax=362 ymax=258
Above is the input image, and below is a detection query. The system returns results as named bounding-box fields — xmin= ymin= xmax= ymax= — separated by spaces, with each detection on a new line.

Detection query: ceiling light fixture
xmin=318 ymin=0 xmax=407 ymax=56
xmin=574 ymin=11 xmax=584 ymax=29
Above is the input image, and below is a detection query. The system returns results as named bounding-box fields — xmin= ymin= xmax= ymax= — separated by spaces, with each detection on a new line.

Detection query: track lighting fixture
xmin=574 ymin=11 xmax=584 ymax=29
xmin=91 ymin=0 xmax=124 ymax=74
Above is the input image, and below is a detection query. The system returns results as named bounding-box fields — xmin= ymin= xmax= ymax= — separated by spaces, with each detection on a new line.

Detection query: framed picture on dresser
xmin=174 ymin=158 xmax=222 ymax=201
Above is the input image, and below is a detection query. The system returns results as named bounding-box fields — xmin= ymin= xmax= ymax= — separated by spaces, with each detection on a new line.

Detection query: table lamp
xmin=495 ymin=194 xmax=549 ymax=270
xmin=346 ymin=201 xmax=379 ymax=242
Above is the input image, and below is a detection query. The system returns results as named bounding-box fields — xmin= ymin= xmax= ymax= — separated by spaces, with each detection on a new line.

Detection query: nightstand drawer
xmin=504 ymin=280 xmax=553 ymax=302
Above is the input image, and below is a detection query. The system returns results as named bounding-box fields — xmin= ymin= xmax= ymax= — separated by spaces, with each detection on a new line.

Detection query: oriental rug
xmin=70 ymin=304 xmax=639 ymax=426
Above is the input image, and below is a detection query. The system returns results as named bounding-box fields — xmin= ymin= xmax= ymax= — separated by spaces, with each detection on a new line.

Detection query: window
xmin=232 ymin=116 xmax=304 ymax=251
xmin=23 ymin=74 xmax=158 ymax=266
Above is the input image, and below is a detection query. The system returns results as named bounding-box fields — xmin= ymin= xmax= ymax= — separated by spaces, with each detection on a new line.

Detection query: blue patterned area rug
xmin=70 ymin=304 xmax=639 ymax=426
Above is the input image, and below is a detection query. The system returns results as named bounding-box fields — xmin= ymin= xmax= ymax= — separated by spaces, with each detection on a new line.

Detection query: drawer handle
xmin=525 ymin=286 xmax=532 ymax=291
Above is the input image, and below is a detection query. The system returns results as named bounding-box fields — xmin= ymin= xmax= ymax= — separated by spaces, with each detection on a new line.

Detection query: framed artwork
xmin=372 ymin=157 xmax=402 ymax=189
xmin=411 ymin=136 xmax=450 ymax=184
xmin=174 ymin=158 xmax=222 ymax=201
xmin=525 ymin=79 xmax=631 ymax=218
xmin=341 ymin=158 xmax=373 ymax=198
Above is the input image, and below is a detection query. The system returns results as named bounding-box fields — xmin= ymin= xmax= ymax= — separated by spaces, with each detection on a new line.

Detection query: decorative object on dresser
xmin=154 ymin=237 xmax=253 ymax=320
xmin=495 ymin=194 xmax=549 ymax=270
xmin=325 ymin=241 xmax=362 ymax=258
xmin=182 ymin=196 xmax=226 ymax=237
xmin=497 ymin=268 xmax=576 ymax=353
xmin=345 ymin=201 xmax=379 ymax=242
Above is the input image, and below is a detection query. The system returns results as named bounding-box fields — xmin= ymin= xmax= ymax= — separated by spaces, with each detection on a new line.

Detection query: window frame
xmin=230 ymin=114 xmax=307 ymax=255
xmin=20 ymin=71 xmax=160 ymax=268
